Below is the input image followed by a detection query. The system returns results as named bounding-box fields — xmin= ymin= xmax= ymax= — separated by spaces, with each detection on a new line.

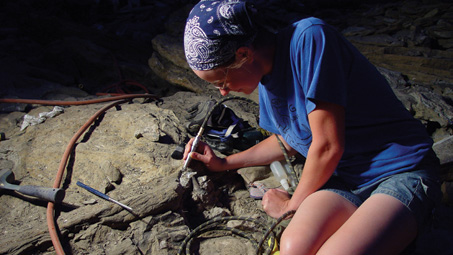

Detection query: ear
xmin=235 ymin=46 xmax=254 ymax=63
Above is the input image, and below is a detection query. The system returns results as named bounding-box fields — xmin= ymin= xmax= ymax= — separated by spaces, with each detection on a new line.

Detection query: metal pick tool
xmin=182 ymin=127 xmax=204 ymax=172
xmin=77 ymin=181 xmax=133 ymax=212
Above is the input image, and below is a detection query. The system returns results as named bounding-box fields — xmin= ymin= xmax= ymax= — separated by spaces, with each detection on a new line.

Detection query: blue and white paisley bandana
xmin=184 ymin=0 xmax=256 ymax=71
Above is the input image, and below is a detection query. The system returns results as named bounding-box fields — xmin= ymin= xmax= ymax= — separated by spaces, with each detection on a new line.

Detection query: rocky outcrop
xmin=1 ymin=0 xmax=453 ymax=254
xmin=148 ymin=0 xmax=453 ymax=181
xmin=149 ymin=0 xmax=453 ymax=142
xmin=339 ymin=2 xmax=453 ymax=86
xmin=0 ymin=92 xmax=269 ymax=255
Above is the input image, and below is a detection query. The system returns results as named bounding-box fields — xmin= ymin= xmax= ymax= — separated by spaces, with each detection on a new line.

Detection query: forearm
xmin=287 ymin=142 xmax=343 ymax=210
xmin=221 ymin=134 xmax=296 ymax=171
xmin=286 ymin=100 xmax=345 ymax=211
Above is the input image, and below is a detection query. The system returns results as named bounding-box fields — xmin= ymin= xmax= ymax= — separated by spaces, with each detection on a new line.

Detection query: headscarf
xmin=184 ymin=0 xmax=257 ymax=71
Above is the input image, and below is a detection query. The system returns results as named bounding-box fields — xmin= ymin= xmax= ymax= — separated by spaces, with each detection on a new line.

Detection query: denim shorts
xmin=320 ymin=151 xmax=442 ymax=231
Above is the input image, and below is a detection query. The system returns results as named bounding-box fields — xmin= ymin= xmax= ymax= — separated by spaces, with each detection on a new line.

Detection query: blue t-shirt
xmin=259 ymin=17 xmax=433 ymax=188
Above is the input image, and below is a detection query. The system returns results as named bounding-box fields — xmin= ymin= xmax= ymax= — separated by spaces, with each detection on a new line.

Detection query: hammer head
xmin=0 ymin=169 xmax=15 ymax=186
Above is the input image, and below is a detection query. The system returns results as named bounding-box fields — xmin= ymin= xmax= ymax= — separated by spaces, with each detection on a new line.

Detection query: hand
xmin=261 ymin=188 xmax=292 ymax=219
xmin=183 ymin=137 xmax=226 ymax=172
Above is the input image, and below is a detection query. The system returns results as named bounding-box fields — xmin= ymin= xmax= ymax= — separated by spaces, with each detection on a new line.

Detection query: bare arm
xmin=183 ymin=132 xmax=296 ymax=172
xmin=263 ymin=100 xmax=345 ymax=218
xmin=223 ymin=133 xmax=297 ymax=170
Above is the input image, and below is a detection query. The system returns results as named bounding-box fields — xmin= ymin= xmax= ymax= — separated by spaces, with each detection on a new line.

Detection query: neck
xmin=250 ymin=30 xmax=276 ymax=76
xmin=256 ymin=41 xmax=275 ymax=76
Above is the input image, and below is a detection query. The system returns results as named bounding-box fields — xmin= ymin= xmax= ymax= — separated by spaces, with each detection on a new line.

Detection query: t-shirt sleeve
xmin=290 ymin=23 xmax=353 ymax=114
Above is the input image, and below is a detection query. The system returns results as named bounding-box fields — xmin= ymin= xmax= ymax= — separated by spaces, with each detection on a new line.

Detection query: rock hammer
xmin=0 ymin=169 xmax=65 ymax=203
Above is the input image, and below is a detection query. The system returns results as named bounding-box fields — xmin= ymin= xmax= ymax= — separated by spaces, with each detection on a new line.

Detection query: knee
xmin=279 ymin=230 xmax=315 ymax=255
xmin=279 ymin=232 xmax=299 ymax=255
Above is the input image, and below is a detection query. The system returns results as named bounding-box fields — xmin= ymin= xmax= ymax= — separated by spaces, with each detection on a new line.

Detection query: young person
xmin=183 ymin=1 xmax=441 ymax=254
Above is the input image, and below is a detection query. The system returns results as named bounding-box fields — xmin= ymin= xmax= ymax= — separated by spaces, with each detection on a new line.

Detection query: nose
xmin=219 ymin=88 xmax=230 ymax=96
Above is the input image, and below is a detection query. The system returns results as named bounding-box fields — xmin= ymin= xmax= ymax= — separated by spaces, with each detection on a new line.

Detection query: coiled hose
xmin=1 ymin=94 xmax=160 ymax=255
xmin=177 ymin=210 xmax=296 ymax=255
xmin=180 ymin=96 xmax=297 ymax=255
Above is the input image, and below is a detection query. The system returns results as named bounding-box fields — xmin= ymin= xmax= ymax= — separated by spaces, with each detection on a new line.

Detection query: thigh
xmin=317 ymin=193 xmax=417 ymax=255
xmin=370 ymin=169 xmax=442 ymax=231
xmin=280 ymin=190 xmax=357 ymax=255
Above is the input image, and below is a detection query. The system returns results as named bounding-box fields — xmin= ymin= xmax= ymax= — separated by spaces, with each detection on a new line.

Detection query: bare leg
xmin=279 ymin=190 xmax=357 ymax=255
xmin=317 ymin=194 xmax=418 ymax=255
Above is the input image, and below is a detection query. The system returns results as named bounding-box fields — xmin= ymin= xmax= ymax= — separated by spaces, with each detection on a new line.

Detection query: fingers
xmin=182 ymin=138 xmax=210 ymax=160
xmin=183 ymin=137 xmax=201 ymax=160
xmin=182 ymin=137 xmax=226 ymax=172
xmin=263 ymin=188 xmax=289 ymax=199
xmin=183 ymin=138 xmax=195 ymax=160
xmin=261 ymin=188 xmax=292 ymax=219
xmin=273 ymin=188 xmax=290 ymax=195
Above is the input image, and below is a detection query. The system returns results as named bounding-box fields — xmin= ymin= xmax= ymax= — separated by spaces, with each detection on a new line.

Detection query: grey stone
xmin=1 ymin=0 xmax=453 ymax=254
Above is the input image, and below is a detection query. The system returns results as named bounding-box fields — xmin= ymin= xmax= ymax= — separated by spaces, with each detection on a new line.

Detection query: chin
xmin=243 ymin=87 xmax=258 ymax=95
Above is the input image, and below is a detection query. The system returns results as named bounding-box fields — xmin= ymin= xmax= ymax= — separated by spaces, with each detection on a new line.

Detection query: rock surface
xmin=1 ymin=0 xmax=453 ymax=254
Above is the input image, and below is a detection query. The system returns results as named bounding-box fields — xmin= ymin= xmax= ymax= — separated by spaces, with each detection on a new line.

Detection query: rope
xmin=274 ymin=134 xmax=300 ymax=185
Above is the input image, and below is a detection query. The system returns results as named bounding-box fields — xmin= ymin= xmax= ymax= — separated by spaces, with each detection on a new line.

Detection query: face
xmin=193 ymin=63 xmax=262 ymax=96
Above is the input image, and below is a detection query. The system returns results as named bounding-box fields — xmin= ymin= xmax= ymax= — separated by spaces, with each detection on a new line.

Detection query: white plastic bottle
xmin=283 ymin=162 xmax=298 ymax=188
xmin=270 ymin=161 xmax=290 ymax=191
